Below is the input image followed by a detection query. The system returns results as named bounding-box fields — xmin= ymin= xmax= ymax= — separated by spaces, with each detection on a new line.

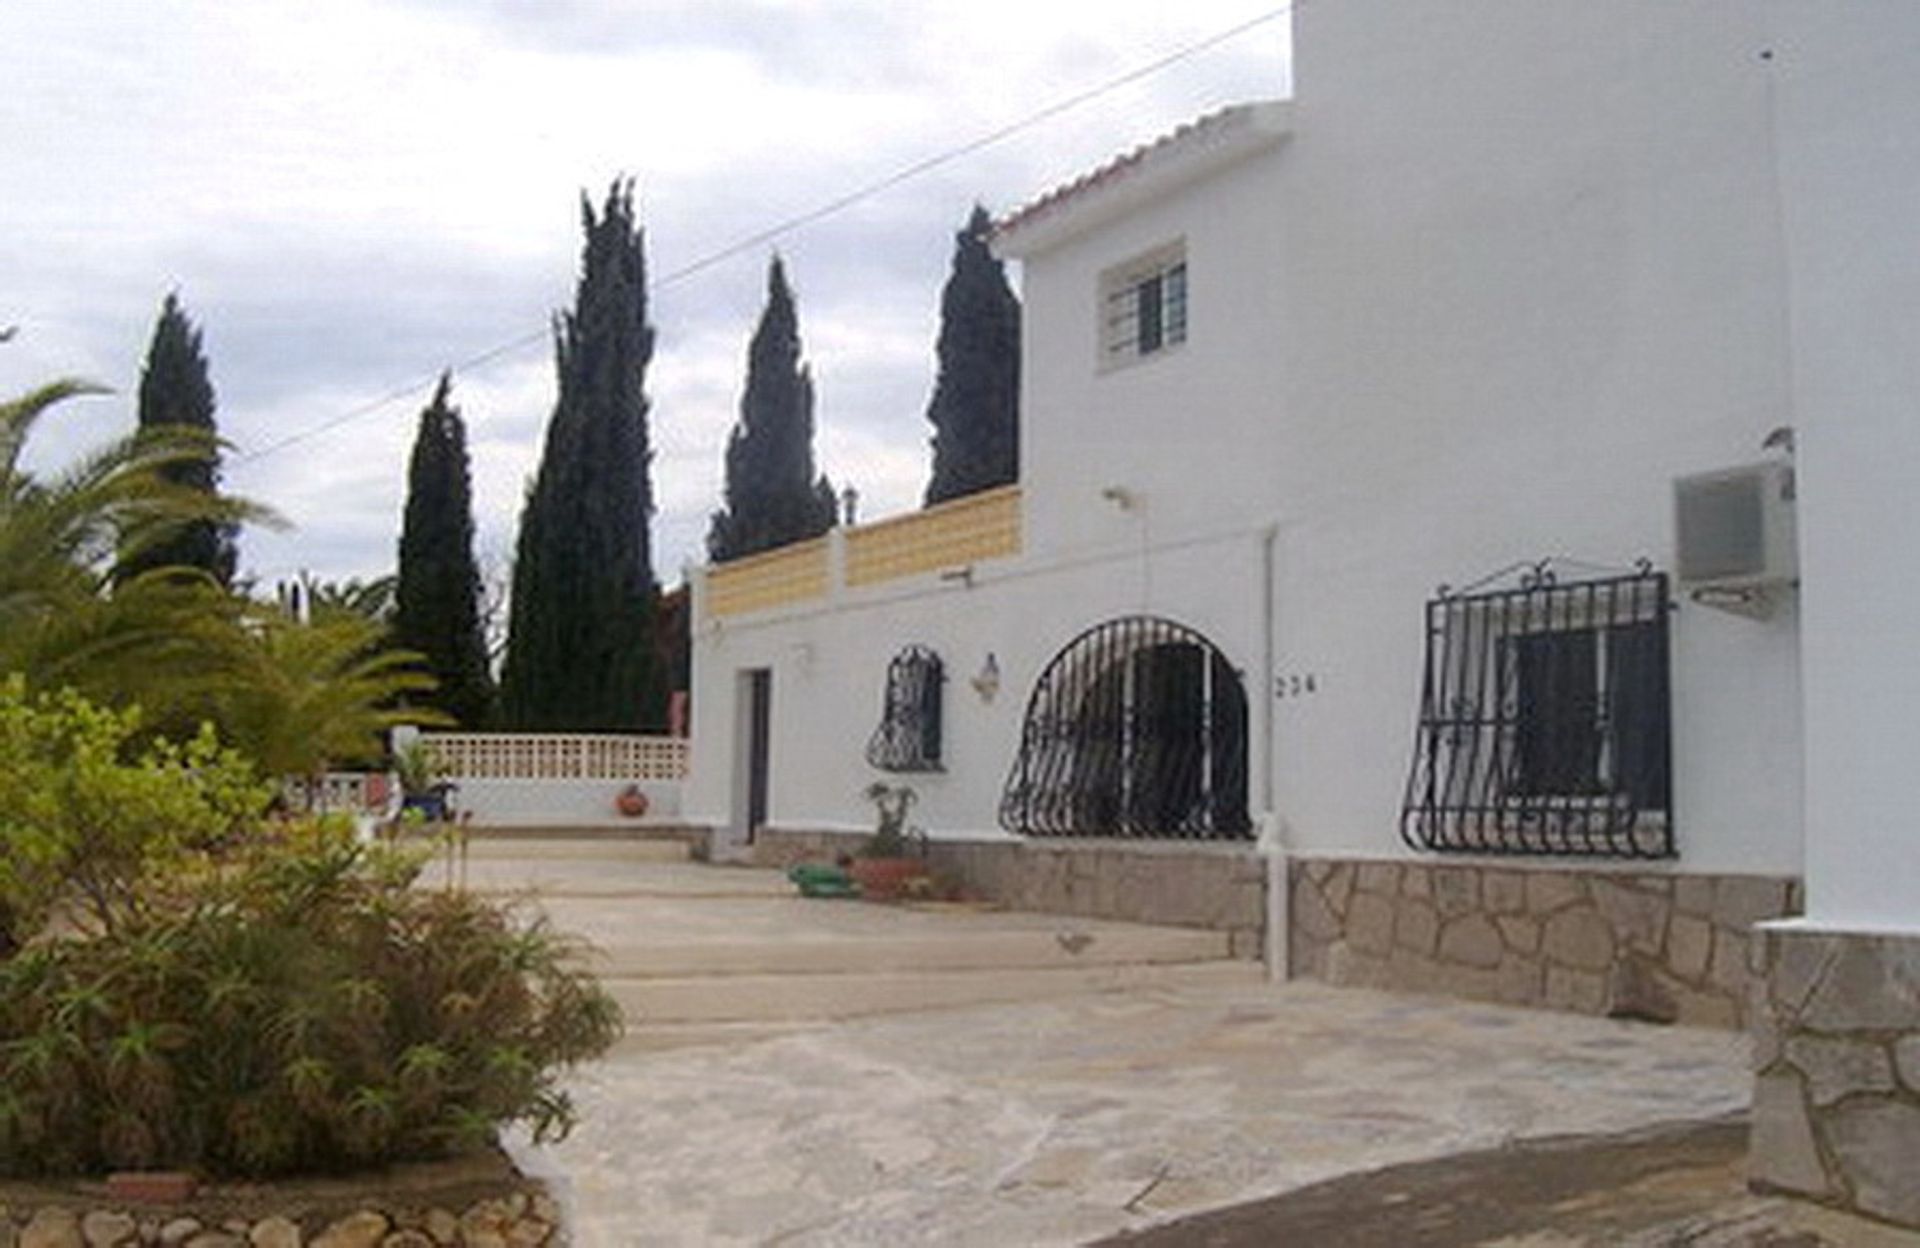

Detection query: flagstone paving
xmin=478 ymin=840 xmax=1910 ymax=1246
xmin=512 ymin=979 xmax=1755 ymax=1247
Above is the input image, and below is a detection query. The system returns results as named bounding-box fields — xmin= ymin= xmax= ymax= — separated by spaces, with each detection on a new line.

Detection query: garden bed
xmin=0 ymin=1146 xmax=560 ymax=1246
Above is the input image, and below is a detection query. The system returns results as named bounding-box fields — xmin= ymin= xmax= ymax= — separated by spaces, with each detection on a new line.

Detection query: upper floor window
xmin=1101 ymin=244 xmax=1186 ymax=367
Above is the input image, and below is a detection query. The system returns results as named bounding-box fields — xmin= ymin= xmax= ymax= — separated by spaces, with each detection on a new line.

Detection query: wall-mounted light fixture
xmin=971 ymin=652 xmax=1001 ymax=702
xmin=1100 ymin=484 xmax=1138 ymax=510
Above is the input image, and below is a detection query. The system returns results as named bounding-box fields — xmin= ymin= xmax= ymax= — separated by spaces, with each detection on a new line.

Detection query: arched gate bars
xmin=1000 ymin=616 xmax=1251 ymax=840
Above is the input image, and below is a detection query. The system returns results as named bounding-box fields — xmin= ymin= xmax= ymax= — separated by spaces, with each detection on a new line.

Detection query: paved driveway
xmin=513 ymin=978 xmax=1751 ymax=1247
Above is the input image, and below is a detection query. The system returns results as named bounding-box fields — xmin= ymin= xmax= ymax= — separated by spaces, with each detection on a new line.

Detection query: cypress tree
xmin=924 ymin=205 xmax=1021 ymax=506
xmin=707 ymin=257 xmax=838 ymax=562
xmin=394 ymin=372 xmax=496 ymax=727
xmin=500 ymin=182 xmax=662 ymax=731
xmin=121 ymin=292 xmax=238 ymax=584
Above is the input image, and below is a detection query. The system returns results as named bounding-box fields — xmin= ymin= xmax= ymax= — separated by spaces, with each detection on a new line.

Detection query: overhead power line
xmin=233 ymin=2 xmax=1295 ymax=467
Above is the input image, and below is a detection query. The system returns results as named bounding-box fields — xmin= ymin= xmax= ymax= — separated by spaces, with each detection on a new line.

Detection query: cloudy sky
xmin=3 ymin=0 xmax=1291 ymax=589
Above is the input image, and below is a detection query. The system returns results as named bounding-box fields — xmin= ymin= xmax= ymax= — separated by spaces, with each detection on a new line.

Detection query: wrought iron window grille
xmin=1102 ymin=246 xmax=1187 ymax=364
xmin=866 ymin=645 xmax=944 ymax=772
xmin=1401 ymin=558 xmax=1675 ymax=860
xmin=1000 ymin=615 xmax=1251 ymax=841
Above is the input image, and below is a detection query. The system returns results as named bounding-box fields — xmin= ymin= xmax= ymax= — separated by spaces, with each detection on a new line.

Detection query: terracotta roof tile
xmin=992 ymin=104 xmax=1261 ymax=240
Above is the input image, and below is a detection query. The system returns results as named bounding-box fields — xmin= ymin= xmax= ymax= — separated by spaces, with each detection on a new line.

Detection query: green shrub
xmin=0 ymin=821 xmax=620 ymax=1177
xmin=0 ymin=675 xmax=268 ymax=952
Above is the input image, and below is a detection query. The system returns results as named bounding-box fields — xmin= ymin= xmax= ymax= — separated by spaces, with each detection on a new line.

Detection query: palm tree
xmin=211 ymin=603 xmax=446 ymax=785
xmin=1 ymin=364 xmax=263 ymax=688
xmin=3 ymin=375 xmax=250 ymax=595
xmin=2 ymin=352 xmax=438 ymax=781
xmin=275 ymin=571 xmax=399 ymax=625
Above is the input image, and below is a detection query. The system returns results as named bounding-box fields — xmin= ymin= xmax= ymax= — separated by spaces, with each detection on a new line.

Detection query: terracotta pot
xmin=849 ymin=856 xmax=929 ymax=901
xmin=615 ymin=787 xmax=649 ymax=818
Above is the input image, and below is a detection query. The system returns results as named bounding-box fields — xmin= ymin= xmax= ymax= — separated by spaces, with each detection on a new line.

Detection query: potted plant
xmin=393 ymin=739 xmax=457 ymax=823
xmin=849 ymin=782 xmax=930 ymax=901
xmin=615 ymin=783 xmax=650 ymax=818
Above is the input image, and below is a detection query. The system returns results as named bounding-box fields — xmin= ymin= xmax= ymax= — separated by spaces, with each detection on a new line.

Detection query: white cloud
xmin=3 ymin=0 xmax=1291 ymax=587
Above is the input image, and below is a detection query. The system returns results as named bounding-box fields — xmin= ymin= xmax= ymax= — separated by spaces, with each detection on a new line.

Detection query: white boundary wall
xmin=388 ymin=729 xmax=688 ymax=828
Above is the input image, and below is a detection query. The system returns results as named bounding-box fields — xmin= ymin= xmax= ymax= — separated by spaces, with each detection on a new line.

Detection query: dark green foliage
xmin=707 ymin=258 xmax=839 ymax=562
xmin=501 ymin=183 xmax=663 ymax=731
xmin=395 ymin=374 xmax=496 ymax=728
xmin=119 ymin=293 xmax=238 ymax=586
xmin=0 ymin=822 xmax=620 ymax=1178
xmin=653 ymin=584 xmax=690 ymax=706
xmin=924 ymin=206 xmax=1021 ymax=506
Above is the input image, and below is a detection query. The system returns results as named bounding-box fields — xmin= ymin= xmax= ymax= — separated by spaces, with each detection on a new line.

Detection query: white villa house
xmin=684 ymin=2 xmax=1920 ymax=1224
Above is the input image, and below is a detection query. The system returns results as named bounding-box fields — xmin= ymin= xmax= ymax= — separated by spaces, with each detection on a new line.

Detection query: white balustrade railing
xmin=421 ymin=732 xmax=689 ymax=782
xmin=284 ymin=771 xmax=394 ymax=814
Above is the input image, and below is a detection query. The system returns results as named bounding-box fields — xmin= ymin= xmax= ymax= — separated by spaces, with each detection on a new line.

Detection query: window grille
xmin=1000 ymin=616 xmax=1251 ymax=840
xmin=866 ymin=645 xmax=944 ymax=772
xmin=1401 ymin=561 xmax=1674 ymax=859
xmin=1103 ymin=253 xmax=1187 ymax=362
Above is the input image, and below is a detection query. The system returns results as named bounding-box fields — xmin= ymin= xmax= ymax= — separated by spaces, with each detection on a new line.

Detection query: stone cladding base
xmin=1750 ymin=924 xmax=1920 ymax=1230
xmin=0 ymin=1148 xmax=559 ymax=1247
xmin=1290 ymin=857 xmax=1802 ymax=1029
xmin=751 ymin=828 xmax=1268 ymax=959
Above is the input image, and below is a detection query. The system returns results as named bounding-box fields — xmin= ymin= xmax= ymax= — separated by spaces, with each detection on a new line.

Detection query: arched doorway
xmin=999 ymin=616 xmax=1251 ymax=840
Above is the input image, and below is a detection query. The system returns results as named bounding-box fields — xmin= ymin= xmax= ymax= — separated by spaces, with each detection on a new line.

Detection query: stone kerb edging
xmin=1750 ymin=926 xmax=1920 ymax=1230
xmin=0 ymin=1150 xmax=562 ymax=1247
xmin=1290 ymin=857 xmax=1802 ymax=1028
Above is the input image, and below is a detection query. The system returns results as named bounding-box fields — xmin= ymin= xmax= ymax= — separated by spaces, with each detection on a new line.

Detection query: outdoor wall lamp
xmin=971 ymin=652 xmax=1001 ymax=703
xmin=1100 ymin=484 xmax=1138 ymax=510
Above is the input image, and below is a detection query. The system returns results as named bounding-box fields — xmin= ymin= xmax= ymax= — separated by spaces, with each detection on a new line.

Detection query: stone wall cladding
xmin=754 ymin=829 xmax=1268 ymax=958
xmin=1289 ymin=857 xmax=1802 ymax=1029
xmin=0 ymin=1152 xmax=562 ymax=1246
xmin=1750 ymin=926 xmax=1920 ymax=1230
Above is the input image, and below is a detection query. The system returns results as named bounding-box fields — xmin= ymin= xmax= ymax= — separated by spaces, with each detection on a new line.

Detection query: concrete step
xmin=454 ymin=835 xmax=691 ymax=862
xmin=606 ymin=1020 xmax=831 ymax=1056
xmin=465 ymin=824 xmax=706 ymax=846
xmin=581 ymin=924 xmax=1232 ymax=979
xmin=605 ymin=959 xmax=1264 ymax=1025
xmin=421 ymin=860 xmax=790 ymax=899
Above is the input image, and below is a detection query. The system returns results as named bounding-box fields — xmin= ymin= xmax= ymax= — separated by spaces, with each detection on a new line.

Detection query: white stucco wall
xmin=690 ymin=0 xmax=1818 ymax=878
xmin=1017 ymin=147 xmax=1292 ymax=557
xmin=451 ymin=778 xmax=682 ymax=828
xmin=687 ymin=527 xmax=1272 ymax=844
xmin=1764 ymin=4 xmax=1920 ymax=927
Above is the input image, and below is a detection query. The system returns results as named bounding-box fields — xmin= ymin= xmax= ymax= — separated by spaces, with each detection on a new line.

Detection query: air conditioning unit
xmin=1673 ymin=460 xmax=1797 ymax=615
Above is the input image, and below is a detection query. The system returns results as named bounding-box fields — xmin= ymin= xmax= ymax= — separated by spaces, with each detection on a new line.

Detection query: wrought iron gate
xmin=1000 ymin=616 xmax=1251 ymax=840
